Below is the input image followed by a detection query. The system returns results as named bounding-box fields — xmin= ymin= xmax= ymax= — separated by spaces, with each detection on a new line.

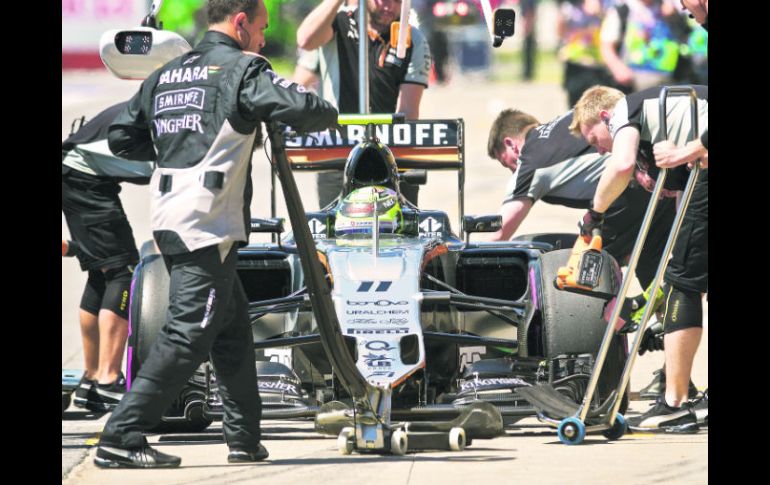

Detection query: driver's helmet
xmin=342 ymin=140 xmax=400 ymax=197
xmin=334 ymin=186 xmax=403 ymax=236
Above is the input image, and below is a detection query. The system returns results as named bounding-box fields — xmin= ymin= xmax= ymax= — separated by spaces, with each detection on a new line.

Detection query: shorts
xmin=80 ymin=266 xmax=134 ymax=319
xmin=665 ymin=169 xmax=708 ymax=293
xmin=62 ymin=167 xmax=139 ymax=271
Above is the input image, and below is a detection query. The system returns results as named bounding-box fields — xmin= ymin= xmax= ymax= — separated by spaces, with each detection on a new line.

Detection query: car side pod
xmin=520 ymin=86 xmax=705 ymax=445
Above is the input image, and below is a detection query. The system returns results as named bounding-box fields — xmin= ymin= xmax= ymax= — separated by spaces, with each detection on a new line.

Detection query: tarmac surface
xmin=62 ymin=70 xmax=707 ymax=484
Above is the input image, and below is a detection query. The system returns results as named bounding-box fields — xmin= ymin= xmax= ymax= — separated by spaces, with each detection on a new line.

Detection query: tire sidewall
xmin=128 ymin=254 xmax=170 ymax=383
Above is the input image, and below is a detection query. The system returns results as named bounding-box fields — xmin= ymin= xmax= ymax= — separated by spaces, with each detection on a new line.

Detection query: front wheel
xmin=127 ymin=254 xmax=170 ymax=386
xmin=537 ymin=249 xmax=629 ymax=411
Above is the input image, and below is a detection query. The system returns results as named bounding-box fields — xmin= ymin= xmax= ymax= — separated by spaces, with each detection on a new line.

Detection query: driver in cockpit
xmin=334 ymin=186 xmax=404 ymax=236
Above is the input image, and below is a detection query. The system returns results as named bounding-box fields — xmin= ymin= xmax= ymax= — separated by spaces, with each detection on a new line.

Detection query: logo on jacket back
xmin=158 ymin=66 xmax=215 ymax=85
xmin=155 ymin=88 xmax=206 ymax=114
xmin=153 ymin=114 xmax=204 ymax=135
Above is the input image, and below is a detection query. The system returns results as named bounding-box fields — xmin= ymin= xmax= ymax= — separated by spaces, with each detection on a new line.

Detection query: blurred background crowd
xmin=63 ymin=0 xmax=707 ymax=110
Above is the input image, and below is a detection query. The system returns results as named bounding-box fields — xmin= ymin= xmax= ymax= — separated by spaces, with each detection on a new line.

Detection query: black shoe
xmin=638 ymin=368 xmax=699 ymax=400
xmin=73 ymin=375 xmax=102 ymax=412
xmin=691 ymin=389 xmax=708 ymax=426
xmin=94 ymin=444 xmax=181 ymax=469
xmin=92 ymin=372 xmax=127 ymax=412
xmin=638 ymin=368 xmax=665 ymax=399
xmin=227 ymin=443 xmax=269 ymax=463
xmin=628 ymin=396 xmax=699 ymax=433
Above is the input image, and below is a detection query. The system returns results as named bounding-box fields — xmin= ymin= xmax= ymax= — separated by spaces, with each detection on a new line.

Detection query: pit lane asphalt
xmin=62 ymin=72 xmax=708 ymax=484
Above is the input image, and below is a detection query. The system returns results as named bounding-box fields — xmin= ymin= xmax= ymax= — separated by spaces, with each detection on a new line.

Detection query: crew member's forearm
xmin=490 ymin=199 xmax=532 ymax=241
xmin=297 ymin=0 xmax=345 ymax=50
xmin=491 ymin=220 xmax=518 ymax=242
xmin=396 ymin=84 xmax=424 ymax=120
xmin=653 ymin=138 xmax=708 ymax=169
xmin=399 ymin=104 xmax=419 ymax=120
xmin=677 ymin=139 xmax=708 ymax=165
xmin=397 ymin=99 xmax=419 ymax=120
xmin=593 ymin=161 xmax=633 ymax=213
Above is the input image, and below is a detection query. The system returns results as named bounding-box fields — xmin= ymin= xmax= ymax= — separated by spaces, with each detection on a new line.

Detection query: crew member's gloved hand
xmin=630 ymin=283 xmax=666 ymax=326
xmin=579 ymin=208 xmax=604 ymax=239
xmin=638 ymin=321 xmax=665 ymax=355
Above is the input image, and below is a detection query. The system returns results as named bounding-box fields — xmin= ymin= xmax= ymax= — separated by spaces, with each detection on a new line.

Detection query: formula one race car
xmin=127 ymin=115 xmax=629 ymax=452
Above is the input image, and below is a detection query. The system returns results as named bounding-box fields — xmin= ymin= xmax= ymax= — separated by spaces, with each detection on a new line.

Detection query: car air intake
xmin=237 ymin=256 xmax=291 ymax=301
xmin=456 ymin=253 xmax=528 ymax=301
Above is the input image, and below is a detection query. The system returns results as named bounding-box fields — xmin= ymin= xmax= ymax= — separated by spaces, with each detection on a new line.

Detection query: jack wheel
xmin=557 ymin=417 xmax=586 ymax=445
xmin=448 ymin=427 xmax=466 ymax=451
xmin=603 ymin=414 xmax=627 ymax=441
xmin=337 ymin=427 xmax=355 ymax=455
xmin=390 ymin=430 xmax=408 ymax=456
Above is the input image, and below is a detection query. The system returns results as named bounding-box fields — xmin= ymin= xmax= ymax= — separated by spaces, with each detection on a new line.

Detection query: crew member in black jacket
xmin=95 ymin=0 xmax=338 ymax=468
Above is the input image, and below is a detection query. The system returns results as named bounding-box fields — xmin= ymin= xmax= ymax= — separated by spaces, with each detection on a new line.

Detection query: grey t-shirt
xmin=504 ymin=111 xmax=609 ymax=209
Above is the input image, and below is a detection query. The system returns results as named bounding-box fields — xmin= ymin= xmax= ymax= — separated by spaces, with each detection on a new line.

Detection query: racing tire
xmin=127 ymin=254 xmax=170 ymax=386
xmin=537 ymin=249 xmax=629 ymax=411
